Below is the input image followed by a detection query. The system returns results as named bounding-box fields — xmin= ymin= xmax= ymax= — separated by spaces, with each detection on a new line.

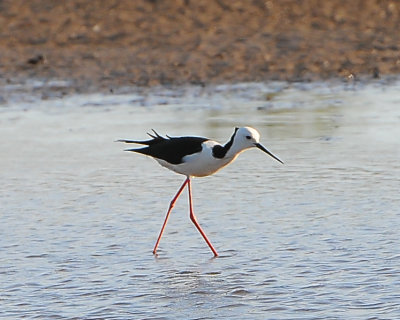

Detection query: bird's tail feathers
xmin=116 ymin=129 xmax=168 ymax=146
xmin=116 ymin=139 xmax=146 ymax=144
xmin=123 ymin=147 xmax=152 ymax=156
xmin=147 ymin=129 xmax=163 ymax=139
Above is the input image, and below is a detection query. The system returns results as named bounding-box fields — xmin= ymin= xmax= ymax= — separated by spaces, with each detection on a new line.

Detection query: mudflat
xmin=1 ymin=0 xmax=399 ymax=92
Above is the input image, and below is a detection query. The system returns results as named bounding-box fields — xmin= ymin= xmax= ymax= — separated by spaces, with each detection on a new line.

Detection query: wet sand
xmin=1 ymin=0 xmax=400 ymax=92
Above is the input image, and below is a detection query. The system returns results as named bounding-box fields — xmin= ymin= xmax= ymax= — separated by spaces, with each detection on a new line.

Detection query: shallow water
xmin=1 ymin=79 xmax=400 ymax=319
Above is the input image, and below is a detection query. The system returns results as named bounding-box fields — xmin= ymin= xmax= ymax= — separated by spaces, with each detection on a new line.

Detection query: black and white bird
xmin=118 ymin=126 xmax=283 ymax=257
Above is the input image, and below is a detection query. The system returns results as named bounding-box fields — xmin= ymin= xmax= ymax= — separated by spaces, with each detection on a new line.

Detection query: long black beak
xmin=255 ymin=143 xmax=284 ymax=164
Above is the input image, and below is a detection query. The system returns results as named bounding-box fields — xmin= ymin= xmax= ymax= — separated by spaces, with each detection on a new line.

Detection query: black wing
xmin=118 ymin=130 xmax=208 ymax=165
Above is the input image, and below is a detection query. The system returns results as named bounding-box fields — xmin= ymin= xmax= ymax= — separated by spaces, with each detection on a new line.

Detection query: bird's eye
xmin=246 ymin=135 xmax=251 ymax=140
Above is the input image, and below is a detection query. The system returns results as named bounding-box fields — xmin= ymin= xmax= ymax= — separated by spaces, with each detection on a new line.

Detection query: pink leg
xmin=187 ymin=178 xmax=219 ymax=257
xmin=153 ymin=178 xmax=189 ymax=254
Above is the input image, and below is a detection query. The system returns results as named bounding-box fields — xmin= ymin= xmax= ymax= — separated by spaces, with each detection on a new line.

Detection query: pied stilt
xmin=118 ymin=127 xmax=283 ymax=257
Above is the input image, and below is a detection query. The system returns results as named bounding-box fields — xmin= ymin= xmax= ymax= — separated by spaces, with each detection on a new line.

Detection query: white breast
xmin=155 ymin=141 xmax=238 ymax=177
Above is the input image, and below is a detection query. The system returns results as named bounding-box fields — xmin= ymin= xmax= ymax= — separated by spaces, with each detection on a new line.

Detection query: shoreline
xmin=2 ymin=74 xmax=399 ymax=109
xmin=1 ymin=1 xmax=400 ymax=95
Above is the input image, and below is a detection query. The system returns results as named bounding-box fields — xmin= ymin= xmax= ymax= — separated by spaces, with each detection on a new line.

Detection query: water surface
xmin=1 ymin=80 xmax=400 ymax=319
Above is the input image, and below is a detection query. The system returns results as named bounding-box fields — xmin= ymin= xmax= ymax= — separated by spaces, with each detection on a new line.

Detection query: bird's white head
xmin=235 ymin=127 xmax=261 ymax=148
xmin=233 ymin=127 xmax=283 ymax=164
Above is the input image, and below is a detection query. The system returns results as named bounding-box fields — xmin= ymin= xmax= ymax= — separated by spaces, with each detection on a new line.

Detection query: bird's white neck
xmin=224 ymin=141 xmax=250 ymax=159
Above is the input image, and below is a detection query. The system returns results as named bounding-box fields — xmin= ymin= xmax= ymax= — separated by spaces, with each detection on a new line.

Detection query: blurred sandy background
xmin=1 ymin=0 xmax=399 ymax=92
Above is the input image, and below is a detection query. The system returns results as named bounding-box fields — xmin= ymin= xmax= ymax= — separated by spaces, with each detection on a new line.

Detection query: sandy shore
xmin=1 ymin=0 xmax=400 ymax=93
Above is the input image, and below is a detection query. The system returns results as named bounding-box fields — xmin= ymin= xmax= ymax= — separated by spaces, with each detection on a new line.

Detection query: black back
xmin=125 ymin=135 xmax=208 ymax=165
